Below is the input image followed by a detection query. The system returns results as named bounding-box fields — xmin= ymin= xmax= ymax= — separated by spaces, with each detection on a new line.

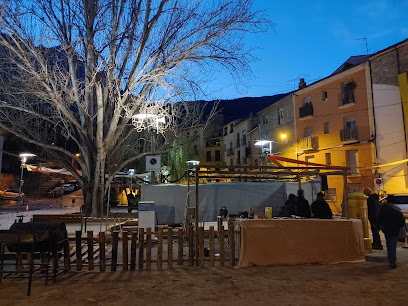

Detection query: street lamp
xmin=255 ymin=140 xmax=274 ymax=155
xmin=279 ymin=132 xmax=288 ymax=142
xmin=132 ymin=113 xmax=166 ymax=133
xmin=132 ymin=113 xmax=166 ymax=184
xmin=186 ymin=160 xmax=200 ymax=167
xmin=18 ymin=153 xmax=35 ymax=213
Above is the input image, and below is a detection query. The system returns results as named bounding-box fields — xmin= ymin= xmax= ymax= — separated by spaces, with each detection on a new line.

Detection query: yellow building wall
xmin=294 ymin=66 xmax=374 ymax=213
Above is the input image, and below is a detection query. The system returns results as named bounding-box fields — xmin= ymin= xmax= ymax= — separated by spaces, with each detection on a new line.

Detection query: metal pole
xmin=187 ymin=170 xmax=190 ymax=207
xmin=195 ymin=170 xmax=199 ymax=232
xmin=105 ymin=184 xmax=111 ymax=231
xmin=150 ymin=133 xmax=155 ymax=184
xmin=17 ymin=160 xmax=24 ymax=213
xmin=343 ymin=173 xmax=348 ymax=218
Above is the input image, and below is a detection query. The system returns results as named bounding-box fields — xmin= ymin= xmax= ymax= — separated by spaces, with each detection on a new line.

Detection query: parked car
xmin=389 ymin=194 xmax=408 ymax=218
xmin=61 ymin=184 xmax=75 ymax=193
xmin=66 ymin=180 xmax=80 ymax=191
xmin=0 ymin=189 xmax=25 ymax=201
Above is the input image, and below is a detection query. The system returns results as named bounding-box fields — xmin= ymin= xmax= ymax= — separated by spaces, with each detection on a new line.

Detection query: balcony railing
xmin=205 ymin=138 xmax=220 ymax=147
xmin=299 ymin=136 xmax=319 ymax=151
xmin=299 ymin=103 xmax=313 ymax=118
xmin=227 ymin=148 xmax=235 ymax=156
xmin=340 ymin=127 xmax=358 ymax=142
xmin=338 ymin=92 xmax=355 ymax=107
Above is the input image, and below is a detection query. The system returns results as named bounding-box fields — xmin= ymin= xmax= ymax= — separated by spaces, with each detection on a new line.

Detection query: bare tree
xmin=0 ymin=0 xmax=270 ymax=216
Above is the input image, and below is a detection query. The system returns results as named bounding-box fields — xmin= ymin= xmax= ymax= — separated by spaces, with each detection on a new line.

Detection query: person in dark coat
xmin=378 ymin=195 xmax=406 ymax=269
xmin=296 ymin=189 xmax=311 ymax=218
xmin=311 ymin=192 xmax=333 ymax=219
xmin=278 ymin=194 xmax=298 ymax=217
xmin=363 ymin=187 xmax=383 ymax=250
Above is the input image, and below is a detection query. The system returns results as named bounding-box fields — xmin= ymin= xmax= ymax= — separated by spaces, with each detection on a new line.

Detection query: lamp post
xmin=254 ymin=140 xmax=274 ymax=154
xmin=255 ymin=140 xmax=274 ymax=166
xmin=17 ymin=153 xmax=35 ymax=213
xmin=132 ymin=113 xmax=166 ymax=184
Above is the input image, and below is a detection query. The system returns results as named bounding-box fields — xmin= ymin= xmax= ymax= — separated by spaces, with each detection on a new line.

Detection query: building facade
xmin=257 ymin=94 xmax=296 ymax=165
xmin=293 ymin=59 xmax=375 ymax=213
xmin=369 ymin=39 xmax=408 ymax=195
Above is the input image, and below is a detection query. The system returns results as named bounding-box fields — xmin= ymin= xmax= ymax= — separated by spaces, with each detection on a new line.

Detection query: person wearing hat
xmin=363 ymin=187 xmax=383 ymax=250
xmin=311 ymin=192 xmax=333 ymax=219
xmin=378 ymin=195 xmax=406 ymax=269
xmin=296 ymin=189 xmax=311 ymax=218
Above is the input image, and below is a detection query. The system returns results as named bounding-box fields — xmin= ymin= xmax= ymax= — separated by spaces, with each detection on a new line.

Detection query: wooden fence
xmin=69 ymin=223 xmax=240 ymax=271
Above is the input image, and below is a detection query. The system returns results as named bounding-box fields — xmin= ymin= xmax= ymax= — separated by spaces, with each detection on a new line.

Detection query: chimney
xmin=298 ymin=78 xmax=306 ymax=89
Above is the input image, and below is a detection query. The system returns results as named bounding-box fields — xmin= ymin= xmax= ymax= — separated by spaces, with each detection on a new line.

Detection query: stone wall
xmin=370 ymin=42 xmax=408 ymax=85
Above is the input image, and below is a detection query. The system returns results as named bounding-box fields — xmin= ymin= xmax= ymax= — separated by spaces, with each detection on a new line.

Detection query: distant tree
xmin=0 ymin=0 xmax=270 ymax=216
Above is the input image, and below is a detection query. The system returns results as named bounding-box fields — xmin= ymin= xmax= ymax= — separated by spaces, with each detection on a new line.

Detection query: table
xmin=237 ymin=219 xmax=365 ymax=267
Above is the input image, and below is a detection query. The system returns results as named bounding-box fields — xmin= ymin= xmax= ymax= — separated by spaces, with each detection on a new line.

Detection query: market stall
xmin=237 ymin=218 xmax=365 ymax=267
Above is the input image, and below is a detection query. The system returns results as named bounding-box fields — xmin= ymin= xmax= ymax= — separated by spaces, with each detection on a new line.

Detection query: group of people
xmin=278 ymin=189 xmax=332 ymax=219
xmin=364 ymin=188 xmax=405 ymax=269
xmin=278 ymin=187 xmax=406 ymax=269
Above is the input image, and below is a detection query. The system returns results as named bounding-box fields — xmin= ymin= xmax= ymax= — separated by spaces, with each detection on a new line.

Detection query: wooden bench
xmin=32 ymin=214 xmax=82 ymax=224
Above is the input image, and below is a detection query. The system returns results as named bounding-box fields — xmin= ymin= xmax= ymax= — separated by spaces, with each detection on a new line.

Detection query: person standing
xmin=363 ymin=187 xmax=383 ymax=250
xmin=296 ymin=189 xmax=311 ymax=218
xmin=311 ymin=192 xmax=333 ymax=219
xmin=378 ymin=195 xmax=406 ymax=269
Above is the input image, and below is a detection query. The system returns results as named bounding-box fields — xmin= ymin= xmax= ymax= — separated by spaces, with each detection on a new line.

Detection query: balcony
xmin=299 ymin=136 xmax=319 ymax=151
xmin=226 ymin=148 xmax=235 ymax=156
xmin=299 ymin=103 xmax=313 ymax=119
xmin=340 ymin=127 xmax=358 ymax=143
xmin=338 ymin=92 xmax=355 ymax=108
xmin=205 ymin=138 xmax=220 ymax=147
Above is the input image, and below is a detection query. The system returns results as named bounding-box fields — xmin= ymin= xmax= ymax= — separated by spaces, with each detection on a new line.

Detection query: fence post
xmin=209 ymin=226 xmax=215 ymax=267
xmin=168 ymin=228 xmax=173 ymax=269
xmin=228 ymin=222 xmax=235 ymax=267
xmin=157 ymin=227 xmax=163 ymax=269
xmin=130 ymin=232 xmax=137 ymax=270
xmin=177 ymin=228 xmax=183 ymax=266
xmin=87 ymin=231 xmax=94 ymax=271
xmin=138 ymin=228 xmax=144 ymax=270
xmin=195 ymin=229 xmax=199 ymax=267
xmin=111 ymin=231 xmax=119 ymax=271
xmin=219 ymin=226 xmax=225 ymax=267
xmin=64 ymin=237 xmax=70 ymax=272
xmin=146 ymin=228 xmax=152 ymax=270
xmin=122 ymin=231 xmax=128 ymax=271
xmin=188 ymin=225 xmax=193 ymax=267
xmin=199 ymin=227 xmax=205 ymax=267
xmin=99 ymin=232 xmax=106 ymax=272
xmin=75 ymin=231 xmax=82 ymax=271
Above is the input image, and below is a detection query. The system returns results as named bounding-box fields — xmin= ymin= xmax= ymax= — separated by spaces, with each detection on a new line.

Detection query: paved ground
xmin=1 ymin=194 xmax=408 ymax=304
xmin=0 ymin=247 xmax=408 ymax=305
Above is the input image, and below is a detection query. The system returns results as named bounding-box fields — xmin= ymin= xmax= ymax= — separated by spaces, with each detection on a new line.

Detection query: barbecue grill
xmin=0 ymin=222 xmax=68 ymax=296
